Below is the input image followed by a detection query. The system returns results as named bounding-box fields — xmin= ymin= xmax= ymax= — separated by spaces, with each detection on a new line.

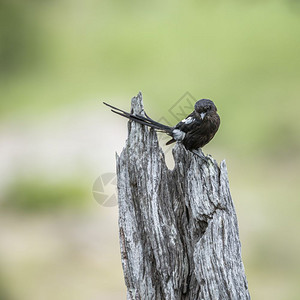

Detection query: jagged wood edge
xmin=116 ymin=92 xmax=250 ymax=300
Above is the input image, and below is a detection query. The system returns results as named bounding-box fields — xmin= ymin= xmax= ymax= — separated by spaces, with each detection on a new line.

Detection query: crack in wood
xmin=116 ymin=93 xmax=250 ymax=300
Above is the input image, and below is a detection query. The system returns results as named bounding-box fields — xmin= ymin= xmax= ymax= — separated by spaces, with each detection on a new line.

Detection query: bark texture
xmin=116 ymin=92 xmax=250 ymax=300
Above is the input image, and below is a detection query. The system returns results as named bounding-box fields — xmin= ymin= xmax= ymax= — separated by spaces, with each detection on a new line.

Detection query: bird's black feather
xmin=103 ymin=99 xmax=220 ymax=154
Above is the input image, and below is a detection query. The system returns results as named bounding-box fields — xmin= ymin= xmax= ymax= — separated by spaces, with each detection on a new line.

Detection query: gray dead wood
xmin=116 ymin=92 xmax=250 ymax=300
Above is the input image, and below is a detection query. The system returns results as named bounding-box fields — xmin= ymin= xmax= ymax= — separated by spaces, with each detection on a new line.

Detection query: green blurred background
xmin=1 ymin=1 xmax=300 ymax=299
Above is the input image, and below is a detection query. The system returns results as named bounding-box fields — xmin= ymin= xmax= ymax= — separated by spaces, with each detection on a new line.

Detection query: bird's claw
xmin=191 ymin=150 xmax=210 ymax=164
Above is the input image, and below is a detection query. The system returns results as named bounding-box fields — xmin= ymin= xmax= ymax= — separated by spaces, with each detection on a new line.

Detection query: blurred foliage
xmin=0 ymin=0 xmax=300 ymax=299
xmin=0 ymin=1 xmax=40 ymax=75
xmin=0 ymin=273 xmax=13 ymax=300
xmin=2 ymin=177 xmax=89 ymax=213
xmin=0 ymin=0 xmax=300 ymax=158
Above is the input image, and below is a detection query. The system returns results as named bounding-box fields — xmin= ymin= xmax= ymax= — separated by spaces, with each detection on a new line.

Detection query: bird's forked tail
xmin=103 ymin=102 xmax=173 ymax=135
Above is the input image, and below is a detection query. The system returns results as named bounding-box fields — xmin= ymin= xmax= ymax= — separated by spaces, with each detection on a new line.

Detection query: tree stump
xmin=116 ymin=92 xmax=250 ymax=300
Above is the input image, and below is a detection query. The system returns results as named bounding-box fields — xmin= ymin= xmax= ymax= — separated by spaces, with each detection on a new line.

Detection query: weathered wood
xmin=116 ymin=92 xmax=250 ymax=300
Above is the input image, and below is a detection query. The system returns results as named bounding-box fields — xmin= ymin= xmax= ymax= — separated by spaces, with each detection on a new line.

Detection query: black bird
xmin=103 ymin=99 xmax=220 ymax=161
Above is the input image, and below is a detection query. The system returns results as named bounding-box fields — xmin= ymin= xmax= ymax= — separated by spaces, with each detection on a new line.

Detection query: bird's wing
xmin=165 ymin=112 xmax=201 ymax=145
xmin=174 ymin=112 xmax=202 ymax=133
xmin=165 ymin=138 xmax=176 ymax=145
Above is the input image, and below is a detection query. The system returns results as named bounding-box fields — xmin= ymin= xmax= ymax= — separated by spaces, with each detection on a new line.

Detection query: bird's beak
xmin=200 ymin=112 xmax=206 ymax=120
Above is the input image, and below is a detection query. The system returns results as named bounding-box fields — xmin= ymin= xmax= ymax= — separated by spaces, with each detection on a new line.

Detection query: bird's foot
xmin=191 ymin=149 xmax=209 ymax=163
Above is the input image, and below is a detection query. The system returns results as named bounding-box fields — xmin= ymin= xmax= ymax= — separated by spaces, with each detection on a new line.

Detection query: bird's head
xmin=194 ymin=99 xmax=217 ymax=120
